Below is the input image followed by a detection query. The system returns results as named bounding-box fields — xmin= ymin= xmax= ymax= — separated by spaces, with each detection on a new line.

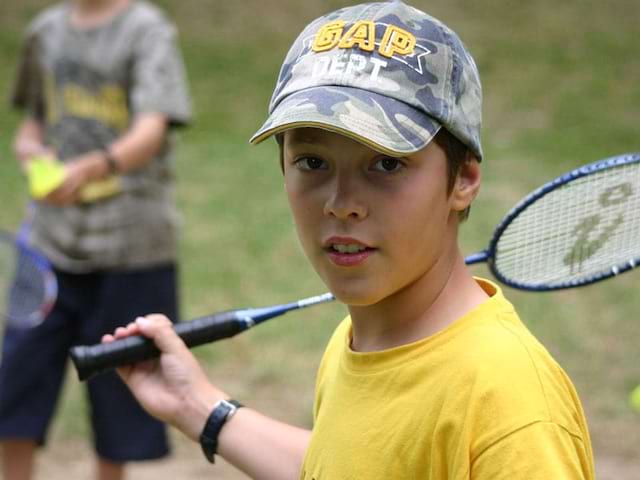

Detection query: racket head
xmin=0 ymin=230 xmax=57 ymax=329
xmin=484 ymin=153 xmax=640 ymax=291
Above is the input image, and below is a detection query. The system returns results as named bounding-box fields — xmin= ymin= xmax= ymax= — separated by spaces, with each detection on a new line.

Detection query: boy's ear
xmin=451 ymin=157 xmax=481 ymax=213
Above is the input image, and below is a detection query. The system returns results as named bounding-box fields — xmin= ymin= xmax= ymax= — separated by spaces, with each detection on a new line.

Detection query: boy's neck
xmin=70 ymin=0 xmax=131 ymax=28
xmin=348 ymin=248 xmax=488 ymax=353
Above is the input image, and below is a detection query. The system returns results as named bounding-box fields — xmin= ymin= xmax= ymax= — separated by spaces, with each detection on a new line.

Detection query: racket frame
xmin=0 ymin=230 xmax=57 ymax=327
xmin=476 ymin=153 xmax=640 ymax=291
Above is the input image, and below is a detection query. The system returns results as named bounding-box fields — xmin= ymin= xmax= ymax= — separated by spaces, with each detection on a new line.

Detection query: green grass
xmin=1 ymin=0 xmax=639 ymax=469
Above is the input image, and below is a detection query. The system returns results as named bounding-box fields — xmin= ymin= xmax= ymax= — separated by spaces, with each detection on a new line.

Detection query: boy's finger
xmin=135 ymin=314 xmax=188 ymax=354
xmin=114 ymin=326 xmax=128 ymax=337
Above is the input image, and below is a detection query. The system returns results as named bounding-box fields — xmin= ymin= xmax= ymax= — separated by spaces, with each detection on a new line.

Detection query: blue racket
xmin=70 ymin=152 xmax=640 ymax=380
xmin=0 ymin=230 xmax=58 ymax=362
xmin=465 ymin=152 xmax=639 ymax=290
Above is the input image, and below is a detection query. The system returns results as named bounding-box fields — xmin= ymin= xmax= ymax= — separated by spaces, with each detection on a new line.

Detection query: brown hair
xmin=432 ymin=128 xmax=475 ymax=221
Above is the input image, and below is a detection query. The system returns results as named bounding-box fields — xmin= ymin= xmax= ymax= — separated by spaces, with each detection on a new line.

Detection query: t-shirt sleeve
xmin=470 ymin=421 xmax=594 ymax=480
xmin=11 ymin=32 xmax=45 ymax=119
xmin=130 ymin=20 xmax=192 ymax=127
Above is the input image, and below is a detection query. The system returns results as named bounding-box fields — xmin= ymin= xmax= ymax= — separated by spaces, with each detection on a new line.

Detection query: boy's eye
xmin=372 ymin=156 xmax=403 ymax=173
xmin=295 ymin=156 xmax=328 ymax=170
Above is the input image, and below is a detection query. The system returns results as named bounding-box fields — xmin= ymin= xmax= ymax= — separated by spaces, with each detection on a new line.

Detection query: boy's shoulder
xmin=124 ymin=0 xmax=176 ymax=33
xmin=453 ymin=285 xmax=560 ymax=383
xmin=26 ymin=3 xmax=68 ymax=37
xmin=450 ymin=291 xmax=585 ymax=432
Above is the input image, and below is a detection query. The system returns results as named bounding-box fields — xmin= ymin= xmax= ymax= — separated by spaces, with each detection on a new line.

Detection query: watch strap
xmin=200 ymin=399 xmax=243 ymax=463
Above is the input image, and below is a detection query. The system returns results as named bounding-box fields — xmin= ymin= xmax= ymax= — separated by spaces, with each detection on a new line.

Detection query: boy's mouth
xmin=324 ymin=236 xmax=372 ymax=252
xmin=330 ymin=243 xmax=368 ymax=254
xmin=324 ymin=237 xmax=374 ymax=266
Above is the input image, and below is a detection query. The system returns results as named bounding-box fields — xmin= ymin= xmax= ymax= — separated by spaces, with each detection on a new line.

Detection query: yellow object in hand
xmin=27 ymin=154 xmax=122 ymax=203
xmin=630 ymin=385 xmax=640 ymax=412
xmin=26 ymin=155 xmax=65 ymax=199
xmin=79 ymin=176 xmax=122 ymax=203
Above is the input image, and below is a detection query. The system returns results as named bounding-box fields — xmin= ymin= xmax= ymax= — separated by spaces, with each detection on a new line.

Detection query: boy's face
xmin=283 ymin=128 xmax=472 ymax=306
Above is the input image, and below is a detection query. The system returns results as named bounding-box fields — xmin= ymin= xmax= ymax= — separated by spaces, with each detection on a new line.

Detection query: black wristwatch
xmin=102 ymin=147 xmax=119 ymax=174
xmin=200 ymin=399 xmax=243 ymax=463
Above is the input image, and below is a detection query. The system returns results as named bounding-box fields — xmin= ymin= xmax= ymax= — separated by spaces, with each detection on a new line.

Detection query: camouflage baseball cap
xmin=250 ymin=1 xmax=483 ymax=160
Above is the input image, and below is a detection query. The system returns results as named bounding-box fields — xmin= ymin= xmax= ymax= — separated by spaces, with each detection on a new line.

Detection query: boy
xmin=105 ymin=2 xmax=595 ymax=478
xmin=0 ymin=1 xmax=191 ymax=479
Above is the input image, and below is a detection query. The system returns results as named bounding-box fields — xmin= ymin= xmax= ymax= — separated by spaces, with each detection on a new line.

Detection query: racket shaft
xmin=70 ymin=310 xmax=245 ymax=381
xmin=70 ymin=293 xmax=335 ymax=381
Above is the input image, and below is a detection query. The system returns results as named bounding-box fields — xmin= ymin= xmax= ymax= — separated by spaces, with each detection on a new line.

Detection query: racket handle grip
xmin=69 ymin=311 xmax=247 ymax=381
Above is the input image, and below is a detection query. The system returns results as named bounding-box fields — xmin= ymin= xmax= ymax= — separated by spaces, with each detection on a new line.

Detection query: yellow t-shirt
xmin=301 ymin=279 xmax=594 ymax=480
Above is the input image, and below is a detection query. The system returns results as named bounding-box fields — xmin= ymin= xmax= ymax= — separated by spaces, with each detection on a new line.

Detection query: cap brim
xmin=250 ymin=86 xmax=441 ymax=157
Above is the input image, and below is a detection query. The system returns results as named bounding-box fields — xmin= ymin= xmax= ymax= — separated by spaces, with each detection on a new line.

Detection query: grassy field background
xmin=0 ymin=0 xmax=639 ymax=477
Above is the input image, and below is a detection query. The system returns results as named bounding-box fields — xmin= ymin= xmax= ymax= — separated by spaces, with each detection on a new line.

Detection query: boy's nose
xmin=322 ymin=175 xmax=367 ymax=220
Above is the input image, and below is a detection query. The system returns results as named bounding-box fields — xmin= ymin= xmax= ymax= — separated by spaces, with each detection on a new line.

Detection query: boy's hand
xmin=103 ymin=315 xmax=226 ymax=441
xmin=43 ymin=151 xmax=107 ymax=205
xmin=43 ymin=159 xmax=91 ymax=205
xmin=39 ymin=150 xmax=116 ymax=205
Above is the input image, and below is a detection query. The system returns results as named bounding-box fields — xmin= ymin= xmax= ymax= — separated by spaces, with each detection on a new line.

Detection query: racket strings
xmin=494 ymin=162 xmax=640 ymax=287
xmin=0 ymin=242 xmax=49 ymax=327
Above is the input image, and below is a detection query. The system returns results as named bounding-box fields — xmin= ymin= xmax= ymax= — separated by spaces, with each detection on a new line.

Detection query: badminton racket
xmin=0 ymin=229 xmax=57 ymax=362
xmin=70 ymin=152 xmax=640 ymax=380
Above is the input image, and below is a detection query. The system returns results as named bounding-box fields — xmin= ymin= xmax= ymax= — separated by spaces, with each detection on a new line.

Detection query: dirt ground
xmin=18 ymin=433 xmax=639 ymax=479
xmin=31 ymin=433 xmax=242 ymax=479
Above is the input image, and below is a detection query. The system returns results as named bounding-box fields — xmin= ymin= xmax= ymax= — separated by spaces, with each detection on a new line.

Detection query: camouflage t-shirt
xmin=12 ymin=0 xmax=192 ymax=272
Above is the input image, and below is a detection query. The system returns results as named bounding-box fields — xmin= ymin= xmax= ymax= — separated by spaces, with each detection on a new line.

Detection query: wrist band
xmin=200 ymin=399 xmax=243 ymax=463
xmin=102 ymin=148 xmax=118 ymax=174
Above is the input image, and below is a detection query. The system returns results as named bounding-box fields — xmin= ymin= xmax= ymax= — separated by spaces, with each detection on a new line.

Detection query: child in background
xmin=105 ymin=2 xmax=595 ymax=478
xmin=0 ymin=1 xmax=191 ymax=479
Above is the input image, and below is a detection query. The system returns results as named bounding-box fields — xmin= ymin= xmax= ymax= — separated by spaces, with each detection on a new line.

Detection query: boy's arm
xmin=44 ymin=112 xmax=168 ymax=205
xmin=66 ymin=111 xmax=169 ymax=176
xmin=13 ymin=116 xmax=53 ymax=167
xmin=218 ymin=407 xmax=311 ymax=479
xmin=101 ymin=111 xmax=169 ymax=174
xmin=104 ymin=315 xmax=311 ymax=480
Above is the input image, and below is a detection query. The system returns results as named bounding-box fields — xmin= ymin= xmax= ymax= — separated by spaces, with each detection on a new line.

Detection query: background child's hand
xmin=43 ymin=159 xmax=91 ymax=205
xmin=43 ymin=151 xmax=120 ymax=205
